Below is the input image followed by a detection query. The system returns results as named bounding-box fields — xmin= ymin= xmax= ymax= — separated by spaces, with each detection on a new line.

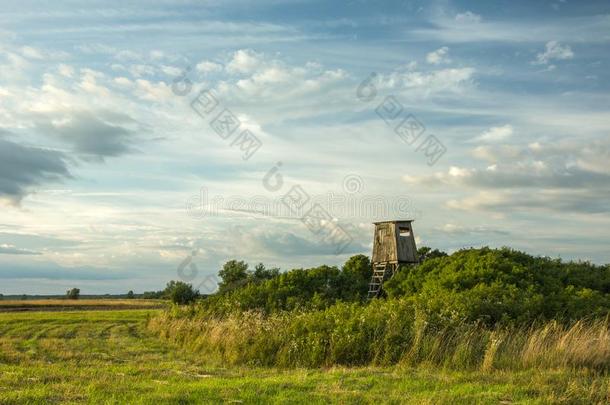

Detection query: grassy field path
xmin=0 ymin=310 xmax=607 ymax=404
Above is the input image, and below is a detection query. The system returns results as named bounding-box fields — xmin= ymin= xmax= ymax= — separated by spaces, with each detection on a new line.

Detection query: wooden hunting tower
xmin=368 ymin=220 xmax=418 ymax=298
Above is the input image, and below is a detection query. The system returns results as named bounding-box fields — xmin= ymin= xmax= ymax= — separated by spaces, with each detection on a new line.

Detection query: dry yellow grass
xmin=0 ymin=299 xmax=165 ymax=311
xmin=150 ymin=310 xmax=610 ymax=373
xmin=519 ymin=319 xmax=610 ymax=370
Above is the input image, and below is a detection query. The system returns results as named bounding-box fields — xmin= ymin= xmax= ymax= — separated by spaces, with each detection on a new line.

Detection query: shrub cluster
xmin=149 ymin=247 xmax=610 ymax=370
xmin=199 ymin=255 xmax=371 ymax=315
xmin=384 ymin=247 xmax=610 ymax=325
xmin=142 ymin=281 xmax=200 ymax=304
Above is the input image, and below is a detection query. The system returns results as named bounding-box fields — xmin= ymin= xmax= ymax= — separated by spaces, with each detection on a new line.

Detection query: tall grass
xmin=148 ymin=300 xmax=610 ymax=372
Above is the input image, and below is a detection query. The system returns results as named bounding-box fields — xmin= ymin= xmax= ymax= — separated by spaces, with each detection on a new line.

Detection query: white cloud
xmin=113 ymin=76 xmax=133 ymax=87
xmin=446 ymin=191 xmax=507 ymax=211
xmin=149 ymin=50 xmax=165 ymax=60
xmin=447 ymin=188 xmax=610 ymax=214
xmin=134 ymin=79 xmax=173 ymax=101
xmin=237 ymin=66 xmax=293 ymax=89
xmin=472 ymin=145 xmax=521 ymax=163
xmin=19 ymin=46 xmax=70 ymax=61
xmin=128 ymin=64 xmax=155 ymax=77
xmin=229 ymin=63 xmax=347 ymax=102
xmin=21 ymin=46 xmax=44 ymax=59
xmin=213 ymin=50 xmax=351 ymax=110
xmin=378 ymin=67 xmax=475 ymax=94
xmin=0 ymin=52 xmax=30 ymax=81
xmin=439 ymin=223 xmax=508 ymax=236
xmin=426 ymin=46 xmax=450 ymax=65
xmin=58 ymin=64 xmax=74 ymax=78
xmin=76 ymin=43 xmax=117 ymax=54
xmin=114 ymin=49 xmax=142 ymax=61
xmin=196 ymin=60 xmax=223 ymax=74
xmin=577 ymin=141 xmax=610 ymax=174
xmin=79 ymin=69 xmax=109 ymax=96
xmin=411 ymin=14 xmax=609 ymax=44
xmin=405 ymin=138 xmax=610 ymax=214
xmin=226 ymin=49 xmax=263 ymax=74
xmin=473 ymin=124 xmax=514 ymax=143
xmin=404 ymin=157 xmax=609 ymax=190
xmin=534 ymin=41 xmax=574 ymax=65
xmin=160 ymin=65 xmax=182 ymax=76
xmin=0 ymin=243 xmax=41 ymax=255
xmin=455 ymin=11 xmax=482 ymax=24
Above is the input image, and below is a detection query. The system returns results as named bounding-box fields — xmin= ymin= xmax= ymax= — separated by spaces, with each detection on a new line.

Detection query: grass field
xmin=0 ymin=299 xmax=164 ymax=312
xmin=0 ymin=309 xmax=608 ymax=404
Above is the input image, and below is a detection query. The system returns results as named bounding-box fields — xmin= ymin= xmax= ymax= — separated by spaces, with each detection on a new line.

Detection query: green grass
xmin=0 ymin=310 xmax=608 ymax=404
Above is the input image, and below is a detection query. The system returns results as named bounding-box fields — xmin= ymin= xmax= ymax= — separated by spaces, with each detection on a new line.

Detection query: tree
xmin=341 ymin=254 xmax=372 ymax=300
xmin=342 ymin=255 xmax=371 ymax=281
xmin=417 ymin=246 xmax=448 ymax=263
xmin=142 ymin=290 xmax=163 ymax=299
xmin=126 ymin=290 xmax=135 ymax=299
xmin=165 ymin=281 xmax=199 ymax=305
xmin=66 ymin=288 xmax=80 ymax=300
xmin=252 ymin=263 xmax=280 ymax=282
xmin=218 ymin=260 xmax=250 ymax=293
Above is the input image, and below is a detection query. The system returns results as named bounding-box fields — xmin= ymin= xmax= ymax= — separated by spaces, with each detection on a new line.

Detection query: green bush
xmin=384 ymin=247 xmax=610 ymax=325
xmin=200 ymin=255 xmax=371 ymax=316
xmin=165 ymin=281 xmax=199 ymax=305
xmin=66 ymin=288 xmax=80 ymax=300
xmin=202 ymin=248 xmax=609 ymax=324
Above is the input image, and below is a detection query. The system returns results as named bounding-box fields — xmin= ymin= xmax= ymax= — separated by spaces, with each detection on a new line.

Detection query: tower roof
xmin=372 ymin=220 xmax=414 ymax=225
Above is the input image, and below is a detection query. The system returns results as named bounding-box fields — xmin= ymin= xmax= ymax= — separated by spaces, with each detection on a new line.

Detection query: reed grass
xmin=149 ymin=304 xmax=610 ymax=372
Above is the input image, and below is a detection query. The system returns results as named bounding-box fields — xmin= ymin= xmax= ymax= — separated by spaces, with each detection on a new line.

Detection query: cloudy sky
xmin=1 ymin=0 xmax=609 ymax=294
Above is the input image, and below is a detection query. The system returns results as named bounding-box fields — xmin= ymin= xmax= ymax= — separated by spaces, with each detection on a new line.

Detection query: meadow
xmin=0 ymin=307 xmax=608 ymax=404
xmin=0 ymin=299 xmax=164 ymax=312
xmin=2 ymin=248 xmax=609 ymax=403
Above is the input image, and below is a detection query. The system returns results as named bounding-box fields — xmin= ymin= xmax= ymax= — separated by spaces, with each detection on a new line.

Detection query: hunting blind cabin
xmin=368 ymin=220 xmax=418 ymax=298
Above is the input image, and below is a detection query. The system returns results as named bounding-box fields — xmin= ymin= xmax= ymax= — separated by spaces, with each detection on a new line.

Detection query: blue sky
xmin=1 ymin=0 xmax=609 ymax=294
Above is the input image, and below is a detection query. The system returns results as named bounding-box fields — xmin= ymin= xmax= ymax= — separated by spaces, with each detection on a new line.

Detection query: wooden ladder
xmin=368 ymin=263 xmax=391 ymax=299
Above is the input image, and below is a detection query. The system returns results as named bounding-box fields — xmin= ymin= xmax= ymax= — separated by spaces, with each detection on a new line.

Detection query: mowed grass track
xmin=0 ymin=310 xmax=608 ymax=404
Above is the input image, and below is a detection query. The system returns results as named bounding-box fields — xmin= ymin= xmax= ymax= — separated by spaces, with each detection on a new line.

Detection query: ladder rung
xmin=369 ymin=263 xmax=398 ymax=300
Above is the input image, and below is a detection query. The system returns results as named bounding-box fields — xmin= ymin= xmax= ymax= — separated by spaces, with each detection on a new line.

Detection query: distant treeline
xmin=0 ymin=284 xmax=198 ymax=302
xmin=0 ymin=294 xmax=143 ymax=300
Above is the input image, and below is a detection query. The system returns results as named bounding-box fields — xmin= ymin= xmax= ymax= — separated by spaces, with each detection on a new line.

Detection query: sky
xmin=1 ymin=0 xmax=609 ymax=295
